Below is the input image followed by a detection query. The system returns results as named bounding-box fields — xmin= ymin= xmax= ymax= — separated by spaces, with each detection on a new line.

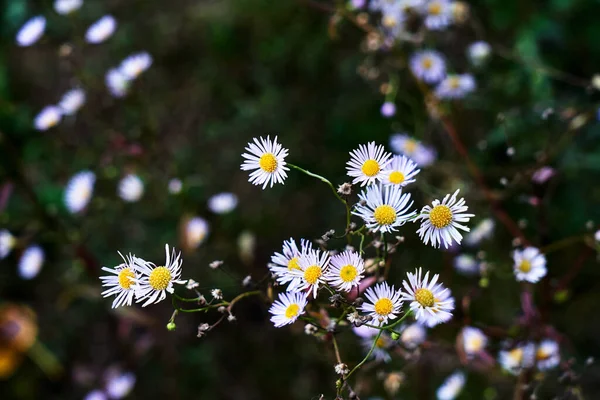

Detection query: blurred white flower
xmin=410 ymin=50 xmax=447 ymax=84
xmin=18 ymin=245 xmax=44 ymax=280
xmin=58 ymin=88 xmax=86 ymax=116
xmin=423 ymin=0 xmax=453 ymax=31
xmin=461 ymin=326 xmax=487 ymax=356
xmin=400 ymin=323 xmax=427 ymax=349
xmin=436 ymin=371 xmax=465 ymax=400
xmin=513 ymin=247 xmax=547 ymax=283
xmin=532 ymin=166 xmax=555 ymax=184
xmin=64 ymin=170 xmax=95 ymax=213
xmin=84 ymin=390 xmax=107 ymax=400
xmin=184 ymin=217 xmax=210 ymax=249
xmin=119 ymin=52 xmax=153 ymax=80
xmin=0 ymin=230 xmax=16 ymax=259
xmin=208 ymin=192 xmax=238 ymax=214
xmin=595 ymin=229 xmax=600 ymax=242
xmin=16 ymin=16 xmax=46 ymax=47
xmin=135 ymin=244 xmax=185 ymax=307
xmin=467 ymin=41 xmax=492 ymax=66
xmin=85 ymin=15 xmax=116 ymax=44
xmin=118 ymin=174 xmax=144 ymax=202
xmin=54 ymin=0 xmax=83 ymax=15
xmin=34 ymin=106 xmax=62 ymax=131
xmin=464 ymin=218 xmax=494 ymax=246
xmin=105 ymin=68 xmax=130 ymax=98
xmin=168 ymin=178 xmax=182 ymax=194
xmin=453 ymin=254 xmax=479 ymax=275
xmin=435 ymin=74 xmax=476 ymax=99
xmin=389 ymin=133 xmax=437 ymax=167
xmin=105 ymin=371 xmax=136 ymax=399
xmin=536 ymin=339 xmax=560 ymax=370
xmin=499 ymin=343 xmax=536 ymax=375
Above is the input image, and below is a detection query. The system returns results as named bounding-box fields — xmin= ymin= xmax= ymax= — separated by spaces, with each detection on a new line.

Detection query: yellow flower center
xmin=374 ymin=205 xmax=397 ymax=226
xmin=285 ymin=303 xmax=300 ymax=319
xmin=361 ymin=159 xmax=380 ymax=177
xmin=448 ymin=77 xmax=461 ymax=89
xmin=509 ymin=348 xmax=523 ymax=363
xmin=428 ymin=2 xmax=442 ymax=15
xmin=303 ymin=265 xmax=322 ymax=285
xmin=429 ymin=205 xmax=453 ymax=229
xmin=519 ymin=260 xmax=532 ymax=273
xmin=536 ymin=348 xmax=550 ymax=361
xmin=422 ymin=58 xmax=433 ymax=70
xmin=389 ymin=171 xmax=405 ymax=185
xmin=259 ymin=153 xmax=278 ymax=173
xmin=339 ymin=265 xmax=358 ymax=283
xmin=287 ymin=256 xmax=301 ymax=271
xmin=382 ymin=15 xmax=397 ymax=27
xmin=468 ymin=337 xmax=483 ymax=350
xmin=376 ymin=337 xmax=387 ymax=348
xmin=149 ymin=266 xmax=172 ymax=291
xmin=118 ymin=268 xmax=135 ymax=290
xmin=404 ymin=139 xmax=418 ymax=154
xmin=415 ymin=288 xmax=435 ymax=308
xmin=374 ymin=298 xmax=393 ymax=316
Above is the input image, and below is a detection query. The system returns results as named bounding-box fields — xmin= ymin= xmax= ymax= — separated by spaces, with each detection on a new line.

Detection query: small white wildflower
xmin=410 ymin=50 xmax=446 ymax=84
xmin=353 ymin=184 xmax=416 ymax=233
xmin=34 ymin=106 xmax=62 ymax=131
xmin=0 ymin=230 xmax=16 ymax=259
xmin=269 ymin=291 xmax=308 ymax=327
xmin=462 ymin=326 xmax=487 ymax=356
xmin=168 ymin=178 xmax=182 ymax=194
xmin=105 ymin=68 xmax=130 ymax=98
xmin=118 ymin=174 xmax=144 ymax=202
xmin=134 ymin=244 xmax=186 ymax=307
xmin=400 ymin=323 xmax=427 ymax=349
xmin=335 ymin=363 xmax=349 ymax=375
xmin=401 ymin=268 xmax=455 ymax=327
xmin=536 ymin=339 xmax=560 ymax=370
xmin=211 ymin=289 xmax=223 ymax=300
xmin=513 ymin=247 xmax=547 ymax=283
xmin=361 ymin=281 xmax=404 ymax=325
xmin=325 ymin=250 xmax=365 ymax=292
xmin=197 ymin=323 xmax=210 ymax=337
xmin=100 ymin=252 xmax=141 ymax=308
xmin=18 ymin=245 xmax=45 ymax=279
xmin=436 ymin=371 xmax=465 ymax=400
xmin=499 ymin=343 xmax=536 ymax=375
xmin=208 ymin=192 xmax=238 ymax=214
xmin=423 ymin=0 xmax=453 ymax=30
xmin=464 ymin=218 xmax=495 ymax=246
xmin=435 ymin=74 xmax=476 ymax=99
xmin=54 ymin=0 xmax=83 ymax=15
xmin=105 ymin=371 xmax=135 ymax=399
xmin=346 ymin=142 xmax=392 ymax=186
xmin=227 ymin=314 xmax=236 ymax=322
xmin=58 ymin=88 xmax=85 ymax=116
xmin=119 ymin=52 xmax=152 ymax=80
xmin=242 ymin=275 xmax=252 ymax=287
xmin=286 ymin=247 xmax=330 ymax=298
xmin=85 ymin=15 xmax=117 ymax=44
xmin=185 ymin=279 xmax=199 ymax=290
xmin=304 ymin=324 xmax=318 ymax=335
xmin=184 ymin=217 xmax=210 ymax=249
xmin=389 ymin=133 xmax=437 ymax=167
xmin=209 ymin=260 xmax=223 ymax=269
xmin=84 ymin=390 xmax=106 ymax=400
xmin=64 ymin=170 xmax=95 ymax=213
xmin=16 ymin=16 xmax=46 ymax=47
xmin=453 ymin=254 xmax=479 ymax=275
xmin=240 ymin=136 xmax=289 ymax=189
xmin=467 ymin=41 xmax=492 ymax=66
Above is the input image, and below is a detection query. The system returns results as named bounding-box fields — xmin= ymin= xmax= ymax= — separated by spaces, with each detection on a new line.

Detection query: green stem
xmin=288 ymin=163 xmax=351 ymax=234
xmin=174 ymin=293 xmax=204 ymax=302
xmin=345 ymin=330 xmax=382 ymax=381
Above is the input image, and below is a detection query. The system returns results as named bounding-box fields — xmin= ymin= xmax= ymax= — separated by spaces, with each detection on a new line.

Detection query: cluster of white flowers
xmin=106 ymin=52 xmax=153 ymax=98
xmin=100 ymin=245 xmax=185 ymax=308
xmin=33 ymin=88 xmax=86 ymax=131
xmin=499 ymin=339 xmax=560 ymax=374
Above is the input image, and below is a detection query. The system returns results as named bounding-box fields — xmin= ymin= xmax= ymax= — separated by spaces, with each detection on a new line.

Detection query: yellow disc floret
xmin=303 ymin=265 xmax=322 ymax=285
xmin=118 ymin=268 xmax=135 ymax=290
xmin=374 ymin=297 xmax=393 ymax=316
xmin=374 ymin=205 xmax=397 ymax=226
xmin=149 ymin=266 xmax=172 ymax=291
xmin=429 ymin=205 xmax=453 ymax=228
xmin=339 ymin=265 xmax=358 ymax=283
xmin=259 ymin=153 xmax=278 ymax=173
xmin=519 ymin=260 xmax=532 ymax=273
xmin=361 ymin=159 xmax=380 ymax=177
xmin=404 ymin=139 xmax=418 ymax=154
xmin=428 ymin=1 xmax=442 ymax=15
xmin=422 ymin=57 xmax=433 ymax=69
xmin=285 ymin=303 xmax=300 ymax=319
xmin=415 ymin=288 xmax=435 ymax=308
xmin=287 ymin=256 xmax=301 ymax=271
xmin=389 ymin=171 xmax=405 ymax=185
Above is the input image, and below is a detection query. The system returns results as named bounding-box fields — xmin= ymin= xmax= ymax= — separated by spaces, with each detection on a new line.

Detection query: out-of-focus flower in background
xmin=119 ymin=52 xmax=153 ymax=80
xmin=436 ymin=371 xmax=465 ymax=400
xmin=105 ymin=370 xmax=136 ymax=399
xmin=18 ymin=245 xmax=44 ymax=280
xmin=54 ymin=0 xmax=83 ymax=15
xmin=168 ymin=178 xmax=183 ymax=194
xmin=0 ymin=230 xmax=16 ymax=259
xmin=434 ymin=74 xmax=476 ymax=99
xmin=181 ymin=216 xmax=210 ymax=251
xmin=105 ymin=69 xmax=130 ymax=98
xmin=16 ymin=16 xmax=46 ymax=47
xmin=453 ymin=254 xmax=479 ymax=275
xmin=85 ymin=15 xmax=117 ymax=44
xmin=118 ymin=174 xmax=144 ymax=202
xmin=34 ymin=106 xmax=62 ymax=131
xmin=410 ymin=50 xmax=447 ymax=84
xmin=380 ymin=101 xmax=396 ymax=118
xmin=389 ymin=134 xmax=437 ymax=167
xmin=208 ymin=192 xmax=238 ymax=214
xmin=467 ymin=41 xmax=492 ymax=66
xmin=463 ymin=218 xmax=494 ymax=246
xmin=58 ymin=88 xmax=86 ymax=116
xmin=64 ymin=171 xmax=95 ymax=214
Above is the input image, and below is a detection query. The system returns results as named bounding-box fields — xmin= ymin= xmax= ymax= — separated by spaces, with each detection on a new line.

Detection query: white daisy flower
xmin=353 ymin=184 xmax=416 ymax=233
xmin=436 ymin=371 xmax=465 ymax=400
xmin=240 ymin=136 xmax=289 ymax=189
xmin=416 ymin=189 xmax=474 ymax=249
xmin=85 ymin=15 xmax=117 ymax=44
xmin=105 ymin=371 xmax=135 ymax=399
xmin=435 ymin=74 xmax=476 ymax=99
xmin=207 ymin=192 xmax=238 ymax=214
xmin=467 ymin=41 xmax=492 ymax=66
xmin=325 ymin=250 xmax=365 ymax=292
xmin=536 ymin=339 xmax=560 ymax=370
xmin=462 ymin=326 xmax=487 ymax=356
xmin=118 ymin=174 xmax=144 ymax=202
xmin=105 ymin=68 xmax=130 ymax=98
xmin=34 ymin=105 xmax=62 ymax=131
xmin=0 ymin=230 xmax=16 ymax=259
xmin=184 ymin=217 xmax=209 ymax=249
xmin=168 ymin=178 xmax=182 ymax=194
xmin=381 ymin=155 xmax=420 ymax=187
xmin=464 ymin=218 xmax=495 ymax=246
xmin=100 ymin=252 xmax=140 ymax=308
xmin=18 ymin=245 xmax=44 ymax=279
xmin=410 ymin=50 xmax=446 ymax=84
xmin=54 ymin=0 xmax=83 ymax=15
xmin=16 ymin=16 xmax=46 ymax=47
xmin=134 ymin=244 xmax=185 ymax=307
xmin=119 ymin=52 xmax=152 ymax=80
xmin=423 ymin=0 xmax=452 ymax=30
xmin=453 ymin=254 xmax=479 ymax=275
xmin=269 ymin=291 xmax=308 ymax=327
xmin=499 ymin=343 xmax=536 ymax=375
xmin=268 ymin=238 xmax=313 ymax=287
xmin=64 ymin=170 xmax=95 ymax=213
xmin=513 ymin=247 xmax=546 ymax=283
xmin=346 ymin=142 xmax=392 ymax=186
xmin=361 ymin=281 xmax=404 ymax=325
xmin=389 ymin=133 xmax=437 ymax=167
xmin=361 ymin=332 xmax=393 ymax=362
xmin=400 ymin=323 xmax=427 ymax=349
xmin=401 ymin=268 xmax=454 ymax=327
xmin=58 ymin=88 xmax=86 ymax=116
xmin=287 ymin=247 xmax=330 ymax=298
